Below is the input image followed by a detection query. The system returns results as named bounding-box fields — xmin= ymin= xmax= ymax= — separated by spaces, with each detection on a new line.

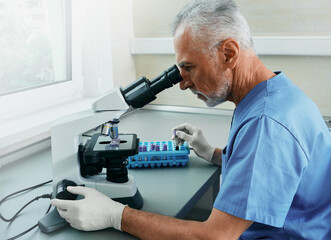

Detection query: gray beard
xmin=191 ymin=75 xmax=230 ymax=107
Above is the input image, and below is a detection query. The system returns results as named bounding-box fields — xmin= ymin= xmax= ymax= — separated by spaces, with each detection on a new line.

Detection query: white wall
xmin=131 ymin=0 xmax=331 ymax=117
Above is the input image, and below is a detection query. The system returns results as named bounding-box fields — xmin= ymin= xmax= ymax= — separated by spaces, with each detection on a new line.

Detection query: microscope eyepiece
xmin=149 ymin=64 xmax=183 ymax=96
xmin=121 ymin=65 xmax=182 ymax=108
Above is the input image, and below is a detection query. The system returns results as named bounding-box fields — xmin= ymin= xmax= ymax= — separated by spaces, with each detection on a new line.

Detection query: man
xmin=51 ymin=0 xmax=331 ymax=239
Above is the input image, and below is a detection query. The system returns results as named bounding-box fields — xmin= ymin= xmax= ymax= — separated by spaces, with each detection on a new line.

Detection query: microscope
xmin=38 ymin=65 xmax=182 ymax=233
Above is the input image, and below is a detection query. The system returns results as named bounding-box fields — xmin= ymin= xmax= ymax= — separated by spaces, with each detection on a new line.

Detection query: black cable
xmin=0 ymin=180 xmax=53 ymax=239
xmin=7 ymin=223 xmax=38 ymax=240
xmin=82 ymin=134 xmax=93 ymax=137
xmin=6 ymin=203 xmax=52 ymax=240
xmin=0 ymin=193 xmax=51 ymax=222
xmin=0 ymin=180 xmax=52 ymax=211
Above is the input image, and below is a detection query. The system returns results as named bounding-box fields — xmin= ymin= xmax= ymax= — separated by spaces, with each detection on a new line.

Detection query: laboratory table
xmin=0 ymin=108 xmax=232 ymax=240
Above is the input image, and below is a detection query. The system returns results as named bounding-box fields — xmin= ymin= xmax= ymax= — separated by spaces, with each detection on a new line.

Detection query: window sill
xmin=0 ymin=97 xmax=97 ymax=166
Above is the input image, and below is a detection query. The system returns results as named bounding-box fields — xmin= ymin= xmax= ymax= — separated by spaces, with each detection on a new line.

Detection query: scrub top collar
xmin=233 ymin=71 xmax=284 ymax=121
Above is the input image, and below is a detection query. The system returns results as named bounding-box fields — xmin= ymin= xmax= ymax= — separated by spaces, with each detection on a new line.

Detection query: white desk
xmin=0 ymin=108 xmax=232 ymax=240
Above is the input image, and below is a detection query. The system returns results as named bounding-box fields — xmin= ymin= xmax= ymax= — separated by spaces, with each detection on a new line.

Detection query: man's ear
xmin=217 ymin=38 xmax=239 ymax=69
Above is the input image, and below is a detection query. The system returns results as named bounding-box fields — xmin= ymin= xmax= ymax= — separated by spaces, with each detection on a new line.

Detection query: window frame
xmin=0 ymin=0 xmax=82 ymax=121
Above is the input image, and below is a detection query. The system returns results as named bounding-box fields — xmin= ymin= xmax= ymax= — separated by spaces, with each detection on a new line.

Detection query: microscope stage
xmin=84 ymin=133 xmax=139 ymax=158
xmin=93 ymin=134 xmax=137 ymax=151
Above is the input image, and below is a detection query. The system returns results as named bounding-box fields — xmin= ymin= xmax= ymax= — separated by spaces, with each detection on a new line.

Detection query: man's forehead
xmin=174 ymin=22 xmax=188 ymax=38
xmin=174 ymin=26 xmax=197 ymax=61
xmin=174 ymin=30 xmax=188 ymax=63
xmin=174 ymin=41 xmax=205 ymax=66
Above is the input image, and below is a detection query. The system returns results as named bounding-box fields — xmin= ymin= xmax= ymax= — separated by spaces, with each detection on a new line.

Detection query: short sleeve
xmin=214 ymin=116 xmax=308 ymax=227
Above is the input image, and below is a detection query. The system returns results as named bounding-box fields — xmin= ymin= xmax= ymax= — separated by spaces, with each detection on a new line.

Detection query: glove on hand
xmin=172 ymin=123 xmax=215 ymax=162
xmin=51 ymin=186 xmax=126 ymax=231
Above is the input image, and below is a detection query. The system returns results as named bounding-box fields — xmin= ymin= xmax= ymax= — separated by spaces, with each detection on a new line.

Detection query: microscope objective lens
xmin=101 ymin=123 xmax=111 ymax=136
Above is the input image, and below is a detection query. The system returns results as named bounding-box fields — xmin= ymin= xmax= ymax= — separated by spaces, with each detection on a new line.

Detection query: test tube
xmin=155 ymin=144 xmax=161 ymax=166
xmin=138 ymin=145 xmax=143 ymax=161
xmin=162 ymin=144 xmax=168 ymax=160
xmin=142 ymin=145 xmax=147 ymax=152
xmin=173 ymin=129 xmax=180 ymax=150
xmin=150 ymin=144 xmax=155 ymax=161
xmin=162 ymin=144 xmax=167 ymax=151
xmin=142 ymin=145 xmax=148 ymax=161
xmin=155 ymin=145 xmax=160 ymax=161
xmin=155 ymin=145 xmax=160 ymax=151
xmin=150 ymin=144 xmax=155 ymax=151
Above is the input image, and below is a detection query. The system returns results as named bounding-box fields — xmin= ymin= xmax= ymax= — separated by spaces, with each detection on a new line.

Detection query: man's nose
xmin=179 ymin=72 xmax=193 ymax=90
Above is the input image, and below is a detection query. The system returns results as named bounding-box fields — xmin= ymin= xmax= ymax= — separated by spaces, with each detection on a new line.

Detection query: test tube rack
xmin=127 ymin=141 xmax=190 ymax=168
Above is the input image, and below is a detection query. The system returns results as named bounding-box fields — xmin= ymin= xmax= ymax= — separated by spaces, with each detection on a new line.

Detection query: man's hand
xmin=172 ymin=123 xmax=215 ymax=162
xmin=51 ymin=186 xmax=126 ymax=231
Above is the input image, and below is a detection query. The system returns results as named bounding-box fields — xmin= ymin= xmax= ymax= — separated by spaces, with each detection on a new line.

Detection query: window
xmin=0 ymin=0 xmax=71 ymax=96
xmin=0 ymin=0 xmax=82 ymax=123
xmin=0 ymin=0 xmax=124 ymax=164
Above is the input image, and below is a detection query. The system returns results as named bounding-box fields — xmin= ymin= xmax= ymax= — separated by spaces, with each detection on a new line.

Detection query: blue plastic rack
xmin=127 ymin=141 xmax=190 ymax=168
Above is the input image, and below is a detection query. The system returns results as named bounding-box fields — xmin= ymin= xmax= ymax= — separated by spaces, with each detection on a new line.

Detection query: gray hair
xmin=172 ymin=0 xmax=254 ymax=54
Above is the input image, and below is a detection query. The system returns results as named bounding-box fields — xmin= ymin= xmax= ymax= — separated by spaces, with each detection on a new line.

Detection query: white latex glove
xmin=50 ymin=186 xmax=126 ymax=231
xmin=172 ymin=123 xmax=215 ymax=162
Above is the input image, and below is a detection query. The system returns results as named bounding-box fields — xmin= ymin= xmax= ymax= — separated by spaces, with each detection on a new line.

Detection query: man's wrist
xmin=111 ymin=201 xmax=127 ymax=231
xmin=205 ymin=146 xmax=216 ymax=162
xmin=210 ymin=148 xmax=222 ymax=167
xmin=121 ymin=205 xmax=137 ymax=233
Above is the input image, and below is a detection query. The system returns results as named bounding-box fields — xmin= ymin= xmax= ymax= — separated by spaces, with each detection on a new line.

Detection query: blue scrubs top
xmin=213 ymin=72 xmax=331 ymax=239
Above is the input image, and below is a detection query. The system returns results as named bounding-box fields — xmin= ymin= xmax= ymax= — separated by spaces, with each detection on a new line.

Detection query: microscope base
xmin=40 ymin=175 xmax=143 ymax=233
xmin=113 ymin=187 xmax=143 ymax=209
xmin=38 ymin=187 xmax=143 ymax=233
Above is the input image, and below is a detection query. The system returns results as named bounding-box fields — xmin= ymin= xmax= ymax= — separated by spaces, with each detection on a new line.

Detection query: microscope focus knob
xmin=56 ymin=179 xmax=79 ymax=200
xmin=85 ymin=166 xmax=98 ymax=176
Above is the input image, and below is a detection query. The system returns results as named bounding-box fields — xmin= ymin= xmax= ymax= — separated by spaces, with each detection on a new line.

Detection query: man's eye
xmin=185 ymin=66 xmax=192 ymax=72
